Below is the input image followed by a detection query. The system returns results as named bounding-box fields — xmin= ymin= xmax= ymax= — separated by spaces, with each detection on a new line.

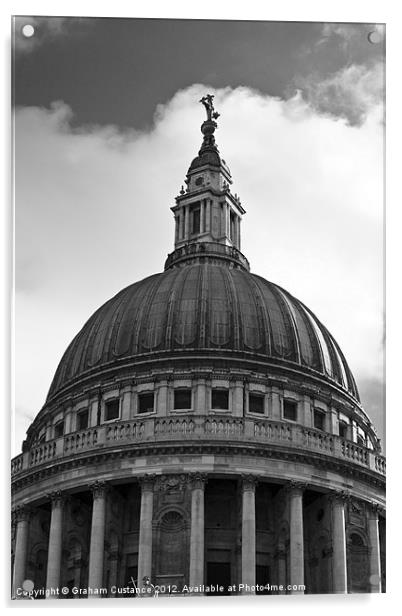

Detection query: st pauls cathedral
xmin=11 ymin=95 xmax=385 ymax=598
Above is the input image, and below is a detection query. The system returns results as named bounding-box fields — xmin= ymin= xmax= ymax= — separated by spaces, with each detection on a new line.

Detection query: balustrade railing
xmin=11 ymin=415 xmax=386 ymax=477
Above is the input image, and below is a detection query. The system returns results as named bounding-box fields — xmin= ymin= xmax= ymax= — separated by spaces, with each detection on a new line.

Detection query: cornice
xmin=11 ymin=439 xmax=386 ymax=498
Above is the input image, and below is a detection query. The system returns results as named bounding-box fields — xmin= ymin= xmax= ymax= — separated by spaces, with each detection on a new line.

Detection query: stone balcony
xmin=11 ymin=415 xmax=386 ymax=480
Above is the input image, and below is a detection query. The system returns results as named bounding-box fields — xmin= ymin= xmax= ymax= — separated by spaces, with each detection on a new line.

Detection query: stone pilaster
xmin=189 ymin=473 xmax=207 ymax=589
xmin=367 ymin=502 xmax=382 ymax=593
xmin=88 ymin=481 xmax=108 ymax=594
xmin=12 ymin=505 xmax=33 ymax=597
xmin=137 ymin=475 xmax=155 ymax=590
xmin=287 ymin=481 xmax=306 ymax=594
xmin=329 ymin=490 xmax=349 ymax=594
xmin=241 ymin=475 xmax=257 ymax=593
xmin=45 ymin=491 xmax=67 ymax=597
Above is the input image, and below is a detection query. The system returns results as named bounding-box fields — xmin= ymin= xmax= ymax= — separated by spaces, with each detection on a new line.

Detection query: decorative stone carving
xmin=89 ymin=480 xmax=108 ymax=500
xmin=188 ymin=473 xmax=208 ymax=491
xmin=47 ymin=489 xmax=68 ymax=508
xmin=285 ymin=480 xmax=309 ymax=494
xmin=241 ymin=474 xmax=258 ymax=492
xmin=12 ymin=504 xmax=33 ymax=524
xmin=154 ymin=474 xmax=187 ymax=493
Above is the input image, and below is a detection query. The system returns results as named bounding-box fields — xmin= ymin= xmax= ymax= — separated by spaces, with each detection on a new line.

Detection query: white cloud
xmin=13 ymin=85 xmax=384 ymax=454
xmin=297 ymin=61 xmax=384 ymax=126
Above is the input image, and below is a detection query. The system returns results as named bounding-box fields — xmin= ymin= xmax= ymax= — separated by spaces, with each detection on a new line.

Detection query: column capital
xmin=367 ymin=501 xmax=385 ymax=517
xmin=241 ymin=474 xmax=258 ymax=492
xmin=89 ymin=480 xmax=108 ymax=500
xmin=188 ymin=472 xmax=208 ymax=490
xmin=139 ymin=474 xmax=157 ymax=492
xmin=285 ymin=480 xmax=308 ymax=495
xmin=329 ymin=489 xmax=351 ymax=504
xmin=47 ymin=489 xmax=69 ymax=508
xmin=12 ymin=504 xmax=34 ymax=524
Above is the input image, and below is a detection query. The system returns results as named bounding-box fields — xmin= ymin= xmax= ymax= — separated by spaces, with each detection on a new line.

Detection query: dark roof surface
xmin=47 ymin=262 xmax=359 ymax=402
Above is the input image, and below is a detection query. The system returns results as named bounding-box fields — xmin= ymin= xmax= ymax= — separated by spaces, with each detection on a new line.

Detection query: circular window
xmin=195 ymin=176 xmax=204 ymax=186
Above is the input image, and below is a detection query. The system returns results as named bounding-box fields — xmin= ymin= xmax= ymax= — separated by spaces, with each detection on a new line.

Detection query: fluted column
xmin=12 ymin=505 xmax=32 ymax=596
xmin=189 ymin=473 xmax=207 ymax=588
xmin=368 ymin=503 xmax=382 ymax=593
xmin=45 ymin=491 xmax=66 ymax=596
xmin=137 ymin=475 xmax=155 ymax=589
xmin=88 ymin=481 xmax=107 ymax=593
xmin=330 ymin=491 xmax=348 ymax=593
xmin=288 ymin=482 xmax=306 ymax=594
xmin=241 ymin=475 xmax=257 ymax=592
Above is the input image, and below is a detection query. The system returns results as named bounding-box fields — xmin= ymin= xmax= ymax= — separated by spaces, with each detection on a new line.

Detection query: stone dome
xmin=47 ymin=257 xmax=359 ymax=403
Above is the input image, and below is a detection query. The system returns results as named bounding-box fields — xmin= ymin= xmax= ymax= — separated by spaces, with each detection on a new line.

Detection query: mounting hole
xmin=368 ymin=30 xmax=381 ymax=44
xmin=22 ymin=24 xmax=35 ymax=38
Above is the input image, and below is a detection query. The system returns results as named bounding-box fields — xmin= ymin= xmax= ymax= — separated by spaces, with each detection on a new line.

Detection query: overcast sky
xmin=12 ymin=17 xmax=385 ymax=455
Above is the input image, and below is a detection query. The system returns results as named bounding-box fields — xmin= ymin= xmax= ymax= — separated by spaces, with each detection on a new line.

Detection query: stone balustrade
xmin=11 ymin=415 xmax=386 ymax=478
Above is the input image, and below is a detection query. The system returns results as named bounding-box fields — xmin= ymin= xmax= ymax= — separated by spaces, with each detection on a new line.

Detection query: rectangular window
xmin=105 ymin=399 xmax=120 ymax=421
xmin=313 ymin=409 xmax=325 ymax=431
xmin=174 ymin=389 xmax=192 ymax=410
xmin=339 ymin=421 xmax=348 ymax=438
xmin=77 ymin=409 xmax=89 ymax=431
xmin=283 ymin=399 xmax=297 ymax=422
xmin=192 ymin=206 xmax=201 ymax=234
xmin=54 ymin=421 xmax=64 ymax=438
xmin=138 ymin=392 xmax=154 ymax=414
xmin=211 ymin=389 xmax=229 ymax=410
xmin=249 ymin=393 xmax=265 ymax=414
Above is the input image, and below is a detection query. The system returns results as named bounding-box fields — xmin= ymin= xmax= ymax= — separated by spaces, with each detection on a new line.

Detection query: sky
xmin=12 ymin=16 xmax=385 ymax=455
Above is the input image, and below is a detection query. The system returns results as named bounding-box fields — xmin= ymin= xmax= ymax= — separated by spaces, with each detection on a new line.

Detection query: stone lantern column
xmin=287 ymin=481 xmax=306 ymax=594
xmin=189 ymin=473 xmax=207 ymax=588
xmin=137 ymin=475 xmax=155 ymax=589
xmin=88 ymin=481 xmax=108 ymax=593
xmin=46 ymin=491 xmax=66 ymax=596
xmin=330 ymin=491 xmax=348 ymax=593
xmin=12 ymin=505 xmax=32 ymax=597
xmin=241 ymin=475 xmax=257 ymax=593
xmin=368 ymin=503 xmax=382 ymax=593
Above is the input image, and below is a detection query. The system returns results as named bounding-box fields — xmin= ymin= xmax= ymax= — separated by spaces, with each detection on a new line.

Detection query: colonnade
xmin=12 ymin=477 xmax=383 ymax=598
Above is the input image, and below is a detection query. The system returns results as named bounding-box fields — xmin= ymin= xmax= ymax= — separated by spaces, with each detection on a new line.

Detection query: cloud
xmin=295 ymin=61 xmax=384 ymax=126
xmin=317 ymin=22 xmax=385 ymax=49
xmin=14 ymin=85 xmax=384 ymax=453
xmin=12 ymin=16 xmax=88 ymax=54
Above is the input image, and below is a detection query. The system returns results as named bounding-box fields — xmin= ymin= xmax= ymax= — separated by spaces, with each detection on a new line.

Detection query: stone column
xmin=137 ymin=476 xmax=155 ymax=589
xmin=241 ymin=475 xmax=257 ymax=593
xmin=189 ymin=474 xmax=207 ymax=588
xmin=330 ymin=491 xmax=348 ymax=593
xmin=288 ymin=482 xmax=305 ymax=594
xmin=184 ymin=205 xmax=190 ymax=240
xmin=46 ymin=491 xmax=66 ymax=596
xmin=88 ymin=481 xmax=107 ymax=593
xmin=206 ymin=200 xmax=211 ymax=233
xmin=200 ymin=201 xmax=205 ymax=234
xmin=175 ymin=213 xmax=180 ymax=243
xmin=368 ymin=503 xmax=382 ymax=593
xmin=12 ymin=505 xmax=32 ymax=596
